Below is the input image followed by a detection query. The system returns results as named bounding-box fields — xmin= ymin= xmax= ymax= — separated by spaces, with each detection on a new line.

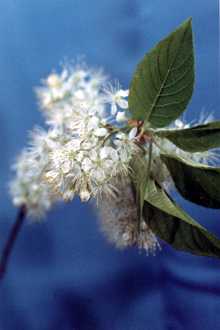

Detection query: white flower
xmin=94 ymin=127 xmax=108 ymax=137
xmin=81 ymin=158 xmax=93 ymax=172
xmin=174 ymin=119 xmax=190 ymax=129
xmin=103 ymin=83 xmax=129 ymax=115
xmin=116 ymin=111 xmax=128 ymax=123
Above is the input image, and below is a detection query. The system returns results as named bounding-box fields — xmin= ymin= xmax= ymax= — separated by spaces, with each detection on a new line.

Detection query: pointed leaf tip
xmin=129 ymin=19 xmax=194 ymax=127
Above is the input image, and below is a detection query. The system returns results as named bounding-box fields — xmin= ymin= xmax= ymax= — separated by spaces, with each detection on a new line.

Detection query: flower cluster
xmin=45 ymin=131 xmax=138 ymax=202
xmin=36 ymin=64 xmax=137 ymax=201
xmin=9 ymin=128 xmax=60 ymax=218
xmin=10 ymin=63 xmax=137 ymax=217
xmin=36 ymin=65 xmax=107 ymax=128
xmin=9 ymin=61 xmax=217 ymax=255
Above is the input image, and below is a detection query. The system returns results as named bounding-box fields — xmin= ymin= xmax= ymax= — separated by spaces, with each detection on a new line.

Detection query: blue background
xmin=0 ymin=1 xmax=219 ymax=329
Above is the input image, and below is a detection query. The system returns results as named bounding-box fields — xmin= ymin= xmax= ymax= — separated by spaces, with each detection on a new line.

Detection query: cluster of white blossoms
xmin=45 ymin=130 xmax=139 ymax=202
xmin=35 ymin=64 xmax=139 ymax=202
xmin=9 ymin=61 xmax=218 ymax=253
xmin=10 ymin=62 xmax=162 ymax=253
xmin=10 ymin=63 xmax=139 ymax=215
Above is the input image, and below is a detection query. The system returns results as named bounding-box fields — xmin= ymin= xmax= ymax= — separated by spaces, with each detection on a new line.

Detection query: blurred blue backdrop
xmin=0 ymin=1 xmax=219 ymax=329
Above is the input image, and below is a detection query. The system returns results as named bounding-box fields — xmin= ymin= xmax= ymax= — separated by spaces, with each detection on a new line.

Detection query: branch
xmin=0 ymin=204 xmax=26 ymax=280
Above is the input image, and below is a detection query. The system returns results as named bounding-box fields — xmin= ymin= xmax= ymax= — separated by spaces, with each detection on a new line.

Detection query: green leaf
xmin=161 ymin=154 xmax=220 ymax=208
xmin=128 ymin=18 xmax=194 ymax=127
xmin=156 ymin=121 xmax=220 ymax=152
xmin=144 ymin=178 xmax=220 ymax=257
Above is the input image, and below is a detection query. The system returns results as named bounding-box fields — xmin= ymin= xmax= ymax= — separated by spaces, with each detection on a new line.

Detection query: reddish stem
xmin=0 ymin=205 xmax=26 ymax=280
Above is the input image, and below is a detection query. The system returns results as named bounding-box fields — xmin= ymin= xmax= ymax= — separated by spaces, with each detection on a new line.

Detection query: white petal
xmin=174 ymin=119 xmax=184 ymax=129
xmin=100 ymin=118 xmax=108 ymax=125
xmin=117 ymin=99 xmax=128 ymax=109
xmin=117 ymin=89 xmax=129 ymax=97
xmin=100 ymin=146 xmax=111 ymax=159
xmin=42 ymin=94 xmax=53 ymax=107
xmin=82 ymin=158 xmax=93 ymax=172
xmin=62 ymin=160 xmax=72 ymax=174
xmin=63 ymin=190 xmax=75 ymax=201
xmin=74 ymin=89 xmax=85 ymax=100
xmin=68 ymin=139 xmax=81 ymax=151
xmin=47 ymin=74 xmax=60 ymax=87
xmin=75 ymin=151 xmax=84 ymax=162
xmin=88 ymin=107 xmax=97 ymax=116
xmin=103 ymin=159 xmax=114 ymax=169
xmin=90 ymin=149 xmax=98 ymax=161
xmin=52 ymin=88 xmax=65 ymax=100
xmin=80 ymin=189 xmax=91 ymax=202
xmin=87 ymin=117 xmax=100 ymax=130
xmin=94 ymin=128 xmax=108 ymax=137
xmin=111 ymin=103 xmax=117 ymax=115
xmin=128 ymin=127 xmax=138 ymax=140
xmin=72 ymin=164 xmax=81 ymax=176
xmin=91 ymin=169 xmax=106 ymax=182
xmin=116 ymin=111 xmax=128 ymax=123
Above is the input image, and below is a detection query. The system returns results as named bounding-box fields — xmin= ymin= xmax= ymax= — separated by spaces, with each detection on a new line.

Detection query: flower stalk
xmin=0 ymin=204 xmax=26 ymax=280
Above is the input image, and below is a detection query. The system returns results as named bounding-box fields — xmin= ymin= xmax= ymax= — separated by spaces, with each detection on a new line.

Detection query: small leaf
xmin=161 ymin=154 xmax=220 ymax=208
xmin=144 ymin=179 xmax=220 ymax=257
xmin=128 ymin=18 xmax=194 ymax=127
xmin=156 ymin=121 xmax=220 ymax=152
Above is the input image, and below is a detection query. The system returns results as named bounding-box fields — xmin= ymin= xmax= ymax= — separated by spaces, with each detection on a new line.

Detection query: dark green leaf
xmin=161 ymin=154 xmax=220 ymax=208
xmin=144 ymin=179 xmax=220 ymax=257
xmin=128 ymin=18 xmax=194 ymax=127
xmin=156 ymin=121 xmax=220 ymax=152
